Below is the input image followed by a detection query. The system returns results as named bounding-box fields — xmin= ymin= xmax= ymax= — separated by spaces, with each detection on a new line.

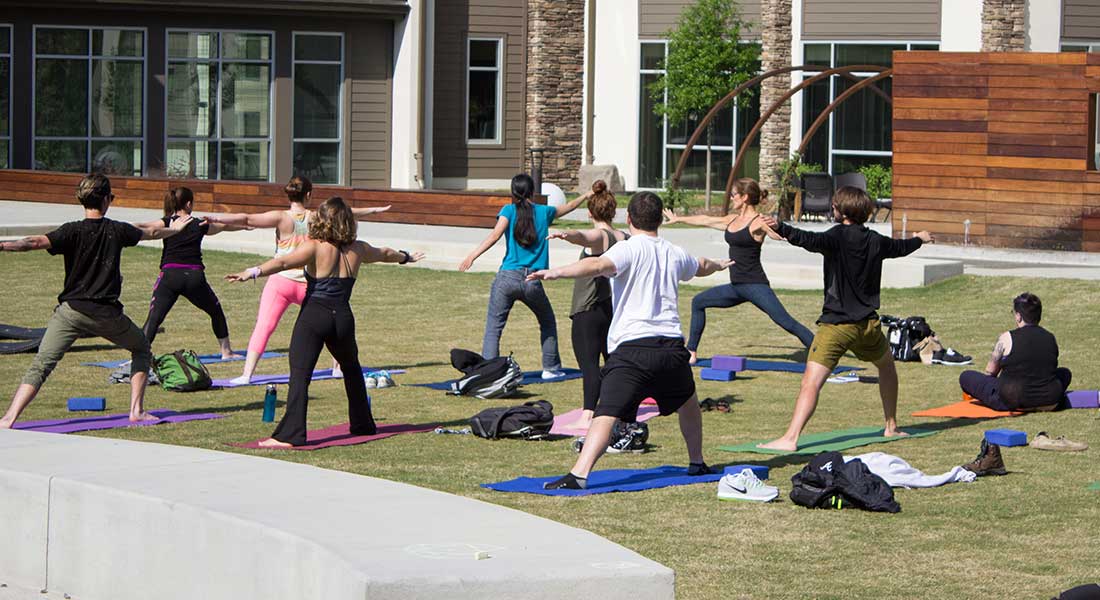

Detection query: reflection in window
xmin=166 ymin=30 xmax=272 ymax=181
xmin=293 ymin=33 xmax=342 ymax=185
xmin=468 ymin=38 xmax=501 ymax=143
xmin=1 ymin=26 xmax=10 ymax=169
xmin=33 ymin=27 xmax=144 ymax=175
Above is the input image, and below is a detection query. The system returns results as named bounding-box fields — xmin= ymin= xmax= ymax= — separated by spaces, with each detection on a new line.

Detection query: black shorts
xmin=595 ymin=336 xmax=696 ymax=420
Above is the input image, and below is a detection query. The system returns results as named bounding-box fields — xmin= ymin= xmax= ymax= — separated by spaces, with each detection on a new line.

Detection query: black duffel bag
xmin=469 ymin=400 xmax=554 ymax=440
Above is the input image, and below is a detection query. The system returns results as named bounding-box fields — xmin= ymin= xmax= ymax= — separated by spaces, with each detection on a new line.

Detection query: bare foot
xmin=221 ymin=352 xmax=243 ymax=360
xmin=0 ymin=419 xmax=14 ymax=430
xmin=258 ymin=437 xmax=294 ymax=449
xmin=883 ymin=428 xmax=909 ymax=438
xmin=688 ymin=350 xmax=698 ymax=365
xmin=563 ymin=417 xmax=592 ymax=431
xmin=129 ymin=412 xmax=160 ymax=423
xmin=757 ymin=438 xmax=798 ymax=452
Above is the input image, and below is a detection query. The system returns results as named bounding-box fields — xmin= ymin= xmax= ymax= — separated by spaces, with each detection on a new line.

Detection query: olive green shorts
xmin=807 ymin=317 xmax=890 ymax=370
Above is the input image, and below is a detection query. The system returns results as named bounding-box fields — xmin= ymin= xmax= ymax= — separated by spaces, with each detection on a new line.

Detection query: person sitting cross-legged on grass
xmin=756 ymin=186 xmax=934 ymax=452
xmin=527 ymin=191 xmax=733 ymax=490
xmin=959 ymin=292 xmax=1071 ymax=412
xmin=0 ymin=173 xmax=193 ymax=428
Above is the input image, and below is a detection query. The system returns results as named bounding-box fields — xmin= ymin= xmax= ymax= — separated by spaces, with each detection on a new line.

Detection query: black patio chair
xmin=834 ymin=172 xmax=867 ymax=193
xmin=799 ymin=173 xmax=834 ymax=221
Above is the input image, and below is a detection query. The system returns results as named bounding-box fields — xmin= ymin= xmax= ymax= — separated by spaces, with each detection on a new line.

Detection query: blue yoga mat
xmin=83 ymin=351 xmax=286 ymax=369
xmin=415 ymin=368 xmax=583 ymax=391
xmin=482 ymin=465 xmax=724 ymax=496
xmin=694 ymin=358 xmax=862 ymax=375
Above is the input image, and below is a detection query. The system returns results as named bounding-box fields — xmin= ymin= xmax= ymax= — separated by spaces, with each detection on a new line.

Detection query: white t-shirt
xmin=601 ymin=234 xmax=699 ymax=353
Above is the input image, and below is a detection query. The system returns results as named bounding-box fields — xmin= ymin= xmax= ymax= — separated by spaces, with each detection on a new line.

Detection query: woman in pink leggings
xmin=207 ymin=176 xmax=389 ymax=384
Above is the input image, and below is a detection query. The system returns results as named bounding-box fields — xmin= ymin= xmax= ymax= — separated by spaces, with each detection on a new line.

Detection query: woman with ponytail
xmin=459 ymin=173 xmax=587 ymax=377
xmin=664 ymin=178 xmax=815 ymax=363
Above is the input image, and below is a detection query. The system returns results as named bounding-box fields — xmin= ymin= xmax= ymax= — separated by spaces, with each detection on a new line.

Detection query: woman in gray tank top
xmin=547 ymin=180 xmax=628 ymax=430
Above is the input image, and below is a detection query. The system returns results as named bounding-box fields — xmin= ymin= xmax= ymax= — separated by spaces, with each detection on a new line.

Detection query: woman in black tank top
xmin=546 ymin=180 xmax=627 ymax=430
xmin=664 ymin=178 xmax=815 ymax=364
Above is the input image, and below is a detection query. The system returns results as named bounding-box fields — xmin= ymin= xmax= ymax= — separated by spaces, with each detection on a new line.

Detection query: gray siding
xmin=802 ymin=0 xmax=940 ymax=40
xmin=347 ymin=20 xmax=393 ymax=187
xmin=432 ymin=0 xmax=527 ymax=180
xmin=1063 ymin=0 xmax=1100 ymax=40
xmin=639 ymin=0 xmax=762 ymax=39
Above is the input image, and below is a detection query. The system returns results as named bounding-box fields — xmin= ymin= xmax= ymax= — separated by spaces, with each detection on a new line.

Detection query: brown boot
xmin=963 ymin=439 xmax=1007 ymax=476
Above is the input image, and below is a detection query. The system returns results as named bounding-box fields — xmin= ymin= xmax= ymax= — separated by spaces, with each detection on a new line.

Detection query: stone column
xmin=525 ymin=0 xmax=585 ymax=189
xmin=758 ymin=0 xmax=793 ymax=197
xmin=982 ymin=0 xmax=1027 ymax=51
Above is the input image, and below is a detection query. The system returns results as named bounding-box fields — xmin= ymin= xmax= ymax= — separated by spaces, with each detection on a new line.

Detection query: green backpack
xmin=153 ymin=350 xmax=213 ymax=392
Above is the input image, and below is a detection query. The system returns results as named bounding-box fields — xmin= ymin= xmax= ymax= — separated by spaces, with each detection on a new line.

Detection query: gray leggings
xmin=482 ymin=269 xmax=561 ymax=370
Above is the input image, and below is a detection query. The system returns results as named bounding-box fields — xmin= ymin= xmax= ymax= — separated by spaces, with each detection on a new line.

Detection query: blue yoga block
xmin=711 ymin=355 xmax=746 ymax=372
xmin=724 ymin=464 xmax=769 ymax=480
xmin=701 ymin=368 xmax=737 ymax=381
xmin=67 ymin=397 xmax=106 ymax=411
xmin=985 ymin=429 xmax=1027 ymax=447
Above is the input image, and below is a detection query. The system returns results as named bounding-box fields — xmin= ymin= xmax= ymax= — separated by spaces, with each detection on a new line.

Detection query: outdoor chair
xmin=834 ymin=172 xmax=867 ymax=193
xmin=799 ymin=173 xmax=834 ymax=221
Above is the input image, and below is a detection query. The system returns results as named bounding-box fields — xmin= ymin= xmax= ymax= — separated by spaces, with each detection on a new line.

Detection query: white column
xmin=940 ymin=0 xmax=983 ymax=51
xmin=390 ymin=0 xmax=426 ymax=189
xmin=593 ymin=0 xmax=640 ymax=189
xmin=1026 ymin=0 xmax=1062 ymax=51
xmin=789 ymin=0 xmax=803 ymax=155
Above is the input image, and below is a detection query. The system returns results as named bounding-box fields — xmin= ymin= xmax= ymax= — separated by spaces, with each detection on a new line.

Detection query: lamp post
xmin=528 ymin=147 xmax=545 ymax=194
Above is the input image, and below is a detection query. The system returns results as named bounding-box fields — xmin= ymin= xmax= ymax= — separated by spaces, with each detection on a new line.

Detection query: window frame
xmin=164 ymin=27 xmax=276 ymax=182
xmin=800 ymin=40 xmax=937 ymax=174
xmin=291 ymin=31 xmax=345 ymax=185
xmin=465 ymin=36 xmax=504 ymax=146
xmin=1 ymin=24 xmax=11 ymax=169
xmin=31 ymin=24 xmax=148 ymax=175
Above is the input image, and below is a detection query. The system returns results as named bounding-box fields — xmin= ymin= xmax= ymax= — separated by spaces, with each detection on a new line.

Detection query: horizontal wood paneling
xmin=0 ymin=170 xmax=510 ymax=229
xmin=802 ymin=0 xmax=940 ymax=40
xmin=892 ymin=51 xmax=1099 ymax=251
xmin=638 ymin=0 xmax=761 ymax=38
xmin=1063 ymin=0 xmax=1100 ymax=41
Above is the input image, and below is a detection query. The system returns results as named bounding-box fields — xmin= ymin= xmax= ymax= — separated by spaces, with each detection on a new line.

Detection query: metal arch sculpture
xmin=797 ymin=69 xmax=893 ymax=158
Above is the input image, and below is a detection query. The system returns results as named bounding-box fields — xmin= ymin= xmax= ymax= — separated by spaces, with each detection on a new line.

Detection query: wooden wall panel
xmin=892 ymin=51 xmax=1100 ymax=251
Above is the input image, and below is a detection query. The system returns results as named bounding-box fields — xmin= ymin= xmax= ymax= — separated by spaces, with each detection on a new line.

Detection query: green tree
xmin=651 ymin=0 xmax=758 ymax=209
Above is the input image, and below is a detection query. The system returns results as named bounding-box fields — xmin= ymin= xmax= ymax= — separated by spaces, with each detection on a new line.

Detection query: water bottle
xmin=262 ymin=384 xmax=277 ymax=422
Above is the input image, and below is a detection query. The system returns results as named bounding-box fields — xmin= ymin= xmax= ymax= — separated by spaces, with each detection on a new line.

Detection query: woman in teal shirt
xmin=460 ymin=174 xmax=587 ymax=378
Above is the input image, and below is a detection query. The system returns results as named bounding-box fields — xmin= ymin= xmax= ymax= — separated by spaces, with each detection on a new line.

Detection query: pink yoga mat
xmin=231 ymin=422 xmax=438 ymax=451
xmin=550 ymin=405 xmax=660 ymax=437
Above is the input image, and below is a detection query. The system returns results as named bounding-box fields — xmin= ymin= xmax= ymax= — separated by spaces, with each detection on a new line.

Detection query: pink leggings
xmin=247 ymin=275 xmax=307 ymax=354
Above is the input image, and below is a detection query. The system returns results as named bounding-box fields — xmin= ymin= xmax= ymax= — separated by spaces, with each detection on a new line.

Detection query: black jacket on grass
xmin=776 ymin=222 xmax=923 ymax=324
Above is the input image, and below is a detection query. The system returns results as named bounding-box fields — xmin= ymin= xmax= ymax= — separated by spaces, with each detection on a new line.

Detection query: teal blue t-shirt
xmin=498 ymin=202 xmax=557 ymax=271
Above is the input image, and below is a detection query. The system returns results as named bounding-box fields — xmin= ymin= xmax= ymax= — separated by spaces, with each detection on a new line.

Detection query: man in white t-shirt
xmin=527 ymin=192 xmax=733 ymax=490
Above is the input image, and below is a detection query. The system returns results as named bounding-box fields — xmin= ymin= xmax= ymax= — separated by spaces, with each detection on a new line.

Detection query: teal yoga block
xmin=985 ymin=429 xmax=1027 ymax=447
xmin=724 ymin=464 xmax=769 ymax=480
xmin=701 ymin=368 xmax=737 ymax=381
xmin=67 ymin=397 xmax=106 ymax=411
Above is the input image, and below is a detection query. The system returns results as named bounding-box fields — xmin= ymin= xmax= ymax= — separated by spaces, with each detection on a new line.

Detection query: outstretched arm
xmin=204 ymin=221 xmax=252 ymax=236
xmin=526 ymin=256 xmax=616 ymax=282
xmin=663 ymin=208 xmax=732 ymax=231
xmin=360 ymin=241 xmax=425 ymax=265
xmin=137 ymin=215 xmax=194 ymax=240
xmin=459 ymin=216 xmax=509 ymax=271
xmin=0 ymin=236 xmax=51 ymax=252
xmin=205 ymin=210 xmax=285 ymax=229
xmin=351 ymin=205 xmax=391 ymax=218
xmin=547 ymin=228 xmax=611 ymax=251
xmin=696 ymin=257 xmax=735 ymax=278
xmin=881 ymin=230 xmax=932 ymax=259
xmin=554 ymin=191 xmax=592 ymax=219
xmin=761 ymin=216 xmax=837 ymax=254
xmin=225 ymin=239 xmax=318 ymax=282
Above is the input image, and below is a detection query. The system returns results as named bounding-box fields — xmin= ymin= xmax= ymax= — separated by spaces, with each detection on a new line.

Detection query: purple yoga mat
xmin=550 ymin=405 xmax=660 ymax=437
xmin=1067 ymin=390 xmax=1100 ymax=409
xmin=14 ymin=409 xmax=223 ymax=434
xmin=212 ymin=367 xmax=406 ymax=388
xmin=232 ymin=422 xmax=438 ymax=451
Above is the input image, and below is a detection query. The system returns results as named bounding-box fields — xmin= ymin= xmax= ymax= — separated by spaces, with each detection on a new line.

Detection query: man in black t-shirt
xmin=0 ymin=173 xmax=192 ymax=428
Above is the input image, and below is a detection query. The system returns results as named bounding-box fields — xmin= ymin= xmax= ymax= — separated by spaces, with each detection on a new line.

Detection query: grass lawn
xmin=2 ymin=245 xmax=1099 ymax=599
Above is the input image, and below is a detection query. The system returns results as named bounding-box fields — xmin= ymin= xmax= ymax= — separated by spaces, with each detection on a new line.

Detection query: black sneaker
xmin=932 ymin=348 xmax=973 ymax=366
xmin=607 ymin=422 xmax=648 ymax=454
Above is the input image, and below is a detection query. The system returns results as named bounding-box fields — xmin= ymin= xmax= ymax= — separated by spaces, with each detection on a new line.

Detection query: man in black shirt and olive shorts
xmin=758 ymin=187 xmax=934 ymax=452
xmin=0 ymin=173 xmax=191 ymax=428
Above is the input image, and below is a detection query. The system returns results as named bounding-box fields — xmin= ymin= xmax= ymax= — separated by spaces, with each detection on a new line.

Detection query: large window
xmin=638 ymin=41 xmax=761 ymax=190
xmin=801 ymin=42 xmax=937 ymax=174
xmin=1 ymin=25 xmax=10 ymax=169
xmin=467 ymin=38 xmax=502 ymax=144
xmin=166 ymin=30 xmax=272 ymax=181
xmin=293 ymin=32 xmax=343 ymax=185
xmin=33 ymin=26 xmax=145 ymax=175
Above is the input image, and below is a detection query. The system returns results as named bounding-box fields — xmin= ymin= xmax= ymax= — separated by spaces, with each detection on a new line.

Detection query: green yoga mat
xmin=1089 ymin=482 xmax=1100 ymax=492
xmin=718 ymin=426 xmax=939 ymax=456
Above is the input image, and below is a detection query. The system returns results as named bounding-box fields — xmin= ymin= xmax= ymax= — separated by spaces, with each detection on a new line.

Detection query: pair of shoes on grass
xmin=365 ymin=370 xmax=395 ymax=389
xmin=1030 ymin=431 xmax=1088 ymax=452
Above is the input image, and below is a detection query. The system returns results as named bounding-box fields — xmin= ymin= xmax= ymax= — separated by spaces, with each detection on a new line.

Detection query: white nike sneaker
xmin=717 ymin=468 xmax=779 ymax=502
xmin=541 ymin=369 xmax=565 ymax=380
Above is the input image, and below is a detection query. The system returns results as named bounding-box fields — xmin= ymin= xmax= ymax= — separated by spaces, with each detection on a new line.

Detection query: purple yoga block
xmin=985 ymin=429 xmax=1027 ymax=447
xmin=711 ymin=356 xmax=746 ymax=372
xmin=724 ymin=464 xmax=769 ymax=480
xmin=1066 ymin=390 xmax=1100 ymax=409
xmin=67 ymin=397 xmax=106 ymax=411
xmin=701 ymin=368 xmax=737 ymax=381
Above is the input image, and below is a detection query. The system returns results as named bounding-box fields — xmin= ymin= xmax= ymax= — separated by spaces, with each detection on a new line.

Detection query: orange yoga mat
xmin=911 ymin=396 xmax=1024 ymax=419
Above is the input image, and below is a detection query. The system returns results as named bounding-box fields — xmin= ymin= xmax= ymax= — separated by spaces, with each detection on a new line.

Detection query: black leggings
xmin=143 ymin=268 xmax=229 ymax=345
xmin=959 ymin=368 xmax=1072 ymax=411
xmin=570 ymin=299 xmax=612 ymax=412
xmin=272 ymin=299 xmax=375 ymax=446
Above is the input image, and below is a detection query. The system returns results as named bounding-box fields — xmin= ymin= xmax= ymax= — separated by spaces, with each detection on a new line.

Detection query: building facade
xmin=0 ymin=0 xmax=1097 ymax=193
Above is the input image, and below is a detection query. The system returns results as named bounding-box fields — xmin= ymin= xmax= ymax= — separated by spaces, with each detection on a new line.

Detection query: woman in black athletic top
xmin=225 ymin=197 xmax=424 ymax=448
xmin=547 ymin=180 xmax=627 ymax=430
xmin=664 ymin=178 xmax=815 ymax=364
xmin=139 ymin=187 xmax=248 ymax=358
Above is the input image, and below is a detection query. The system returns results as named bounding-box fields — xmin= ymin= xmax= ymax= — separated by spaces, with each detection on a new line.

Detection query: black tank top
xmin=999 ymin=325 xmax=1062 ymax=408
xmin=159 ymin=215 xmax=209 ymax=268
xmin=725 ymin=216 xmax=769 ymax=285
xmin=304 ymin=251 xmax=356 ymax=304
